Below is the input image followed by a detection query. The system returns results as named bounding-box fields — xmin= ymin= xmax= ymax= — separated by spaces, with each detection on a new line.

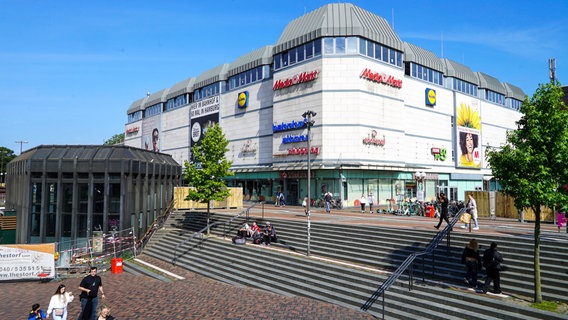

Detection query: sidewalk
xmin=218 ymin=202 xmax=568 ymax=239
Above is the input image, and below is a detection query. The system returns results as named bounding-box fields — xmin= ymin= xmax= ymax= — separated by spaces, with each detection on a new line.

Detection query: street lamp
xmin=302 ymin=110 xmax=316 ymax=256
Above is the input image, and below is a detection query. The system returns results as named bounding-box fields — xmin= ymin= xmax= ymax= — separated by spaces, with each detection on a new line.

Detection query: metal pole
xmin=307 ymin=116 xmax=311 ymax=257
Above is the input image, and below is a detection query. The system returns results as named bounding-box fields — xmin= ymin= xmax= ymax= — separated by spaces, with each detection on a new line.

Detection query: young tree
xmin=486 ymin=82 xmax=568 ymax=303
xmin=103 ymin=133 xmax=125 ymax=145
xmin=183 ymin=123 xmax=234 ymax=233
xmin=0 ymin=147 xmax=17 ymax=181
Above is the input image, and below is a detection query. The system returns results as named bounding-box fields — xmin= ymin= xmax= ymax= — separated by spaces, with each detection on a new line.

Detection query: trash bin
xmin=111 ymin=258 xmax=123 ymax=274
xmin=426 ymin=205 xmax=435 ymax=218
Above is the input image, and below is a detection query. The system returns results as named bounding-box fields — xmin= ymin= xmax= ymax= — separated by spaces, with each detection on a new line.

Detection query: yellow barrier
xmin=174 ymin=187 xmax=243 ymax=210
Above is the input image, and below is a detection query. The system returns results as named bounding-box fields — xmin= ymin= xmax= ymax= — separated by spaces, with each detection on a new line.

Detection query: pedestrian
xmin=368 ymin=192 xmax=375 ymax=213
xmin=262 ymin=221 xmax=277 ymax=246
xmin=28 ymin=303 xmax=46 ymax=320
xmin=78 ymin=266 xmax=106 ymax=320
xmin=96 ymin=306 xmax=114 ymax=320
xmin=482 ymin=242 xmax=504 ymax=294
xmin=359 ymin=194 xmax=367 ymax=212
xmin=461 ymin=194 xmax=479 ymax=230
xmin=461 ymin=239 xmax=482 ymax=289
xmin=324 ymin=191 xmax=332 ymax=213
xmin=46 ymin=284 xmax=74 ymax=319
xmin=434 ymin=193 xmax=451 ymax=230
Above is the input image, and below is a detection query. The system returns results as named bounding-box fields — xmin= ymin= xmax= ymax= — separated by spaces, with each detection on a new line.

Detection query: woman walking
xmin=46 ymin=284 xmax=74 ymax=319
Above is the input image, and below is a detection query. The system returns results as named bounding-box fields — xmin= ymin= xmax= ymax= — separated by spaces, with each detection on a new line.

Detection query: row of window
xmin=452 ymin=78 xmax=478 ymax=97
xmin=358 ymin=38 xmax=403 ymax=67
xmin=228 ymin=65 xmax=267 ymax=90
xmin=193 ymin=82 xmax=221 ymax=101
xmin=485 ymin=89 xmax=505 ymax=106
xmin=274 ymin=39 xmax=322 ymax=70
xmin=407 ymin=62 xmax=444 ymax=86
xmin=144 ymin=103 xmax=162 ymax=118
xmin=165 ymin=95 xmax=189 ymax=112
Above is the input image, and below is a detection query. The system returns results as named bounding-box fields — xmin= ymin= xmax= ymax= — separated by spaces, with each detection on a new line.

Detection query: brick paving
xmin=2 ymin=204 xmax=565 ymax=320
xmin=0 ymin=254 xmax=374 ymax=320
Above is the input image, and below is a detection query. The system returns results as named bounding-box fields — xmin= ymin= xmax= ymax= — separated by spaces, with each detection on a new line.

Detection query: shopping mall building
xmin=124 ymin=3 xmax=525 ymax=207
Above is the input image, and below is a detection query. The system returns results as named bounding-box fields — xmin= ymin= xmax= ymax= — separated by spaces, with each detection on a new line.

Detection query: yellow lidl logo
xmin=238 ymin=91 xmax=249 ymax=108
xmin=425 ymin=88 xmax=436 ymax=106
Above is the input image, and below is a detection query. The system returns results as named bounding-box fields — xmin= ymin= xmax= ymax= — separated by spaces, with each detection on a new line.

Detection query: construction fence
xmin=54 ymin=227 xmax=137 ymax=278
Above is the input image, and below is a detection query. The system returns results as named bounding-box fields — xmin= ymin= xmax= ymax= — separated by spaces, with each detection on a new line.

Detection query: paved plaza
xmin=1 ymin=204 xmax=565 ymax=319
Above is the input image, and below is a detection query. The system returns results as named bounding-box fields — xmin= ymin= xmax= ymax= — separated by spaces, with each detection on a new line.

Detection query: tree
xmin=0 ymin=147 xmax=17 ymax=183
xmin=183 ymin=123 xmax=234 ymax=233
xmin=486 ymin=82 xmax=568 ymax=303
xmin=103 ymin=133 xmax=125 ymax=145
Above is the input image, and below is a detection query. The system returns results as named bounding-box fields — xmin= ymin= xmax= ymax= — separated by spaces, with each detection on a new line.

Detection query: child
xmin=28 ymin=303 xmax=46 ymax=319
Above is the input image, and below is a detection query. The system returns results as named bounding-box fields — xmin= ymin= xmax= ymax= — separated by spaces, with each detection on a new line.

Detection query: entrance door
xmin=287 ymin=181 xmax=299 ymax=205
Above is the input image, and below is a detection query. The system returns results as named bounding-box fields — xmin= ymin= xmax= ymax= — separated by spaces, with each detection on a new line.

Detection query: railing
xmin=172 ymin=201 xmax=262 ymax=265
xmin=361 ymin=207 xmax=467 ymax=319
xmin=138 ymin=198 xmax=176 ymax=250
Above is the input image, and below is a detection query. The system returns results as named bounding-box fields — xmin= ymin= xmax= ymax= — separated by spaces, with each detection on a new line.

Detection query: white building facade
xmin=124 ymin=3 xmax=525 ymax=207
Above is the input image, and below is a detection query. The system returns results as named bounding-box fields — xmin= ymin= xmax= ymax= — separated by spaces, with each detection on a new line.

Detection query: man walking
xmin=77 ymin=266 xmax=106 ymax=320
xmin=483 ymin=242 xmax=504 ymax=294
xmin=434 ymin=193 xmax=451 ymax=230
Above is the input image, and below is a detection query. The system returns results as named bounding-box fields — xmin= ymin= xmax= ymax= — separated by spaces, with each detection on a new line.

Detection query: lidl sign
xmin=425 ymin=88 xmax=436 ymax=106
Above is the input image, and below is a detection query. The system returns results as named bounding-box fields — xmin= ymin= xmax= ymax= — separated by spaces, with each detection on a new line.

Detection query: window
xmin=324 ymin=38 xmax=334 ymax=54
xmin=335 ymin=37 xmax=345 ymax=54
xmin=346 ymin=37 xmax=357 ymax=53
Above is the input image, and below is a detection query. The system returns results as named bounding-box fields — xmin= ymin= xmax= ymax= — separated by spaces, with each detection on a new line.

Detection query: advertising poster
xmin=0 ymin=244 xmax=55 ymax=281
xmin=142 ymin=116 xmax=161 ymax=152
xmin=189 ymin=96 xmax=220 ymax=162
xmin=455 ymin=101 xmax=482 ymax=168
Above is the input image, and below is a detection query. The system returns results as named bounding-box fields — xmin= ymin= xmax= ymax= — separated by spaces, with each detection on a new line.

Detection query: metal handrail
xmin=172 ymin=201 xmax=262 ymax=264
xmin=138 ymin=198 xmax=176 ymax=250
xmin=361 ymin=207 xmax=467 ymax=318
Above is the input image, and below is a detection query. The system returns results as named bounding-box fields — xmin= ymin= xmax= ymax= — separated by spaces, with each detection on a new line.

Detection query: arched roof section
xmin=475 ymin=72 xmax=506 ymax=95
xmin=403 ymin=42 xmax=444 ymax=73
xmin=166 ymin=77 xmax=195 ymax=100
xmin=227 ymin=46 xmax=274 ymax=77
xmin=503 ymin=82 xmax=526 ymax=100
xmin=441 ymin=58 xmax=479 ymax=85
xmin=127 ymin=96 xmax=148 ymax=115
xmin=274 ymin=3 xmax=402 ymax=54
xmin=194 ymin=63 xmax=230 ymax=89
xmin=143 ymin=88 xmax=170 ymax=109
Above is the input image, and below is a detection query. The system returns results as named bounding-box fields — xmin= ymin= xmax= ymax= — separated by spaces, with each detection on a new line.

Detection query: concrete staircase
xmin=142 ymin=211 xmax=568 ymax=319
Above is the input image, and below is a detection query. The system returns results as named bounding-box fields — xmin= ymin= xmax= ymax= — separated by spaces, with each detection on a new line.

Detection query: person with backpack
xmin=324 ymin=191 xmax=333 ymax=213
xmin=482 ymin=242 xmax=504 ymax=294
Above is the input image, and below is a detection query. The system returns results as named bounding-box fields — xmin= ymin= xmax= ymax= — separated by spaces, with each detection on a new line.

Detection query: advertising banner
xmin=189 ymin=96 xmax=220 ymax=162
xmin=0 ymin=243 xmax=55 ymax=281
xmin=455 ymin=100 xmax=482 ymax=169
xmin=142 ymin=116 xmax=161 ymax=152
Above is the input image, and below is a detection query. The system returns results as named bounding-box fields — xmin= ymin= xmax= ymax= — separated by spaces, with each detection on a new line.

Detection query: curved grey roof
xmin=274 ymin=3 xmax=402 ymax=54
xmin=15 ymin=145 xmax=180 ymax=166
xmin=166 ymin=77 xmax=195 ymax=100
xmin=475 ymin=72 xmax=506 ymax=95
xmin=194 ymin=63 xmax=230 ymax=89
xmin=503 ymin=82 xmax=526 ymax=100
xmin=441 ymin=59 xmax=479 ymax=85
xmin=227 ymin=46 xmax=273 ymax=77
xmin=403 ymin=42 xmax=444 ymax=73
xmin=127 ymin=96 xmax=149 ymax=115
xmin=144 ymin=88 xmax=170 ymax=108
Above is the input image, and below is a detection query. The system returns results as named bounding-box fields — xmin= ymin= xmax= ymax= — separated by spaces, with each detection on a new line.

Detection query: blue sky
xmin=1 ymin=0 xmax=566 ymax=154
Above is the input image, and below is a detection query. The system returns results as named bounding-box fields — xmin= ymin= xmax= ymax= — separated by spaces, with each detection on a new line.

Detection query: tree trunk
xmin=533 ymin=206 xmax=542 ymax=303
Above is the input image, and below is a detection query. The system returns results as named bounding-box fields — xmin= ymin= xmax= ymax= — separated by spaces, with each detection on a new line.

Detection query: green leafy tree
xmin=0 ymin=147 xmax=17 ymax=181
xmin=104 ymin=133 xmax=125 ymax=145
xmin=486 ymin=82 xmax=568 ymax=303
xmin=183 ymin=123 xmax=234 ymax=233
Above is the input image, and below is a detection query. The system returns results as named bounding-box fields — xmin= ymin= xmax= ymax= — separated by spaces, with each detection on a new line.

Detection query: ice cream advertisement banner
xmin=456 ymin=101 xmax=482 ymax=169
xmin=0 ymin=244 xmax=55 ymax=281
